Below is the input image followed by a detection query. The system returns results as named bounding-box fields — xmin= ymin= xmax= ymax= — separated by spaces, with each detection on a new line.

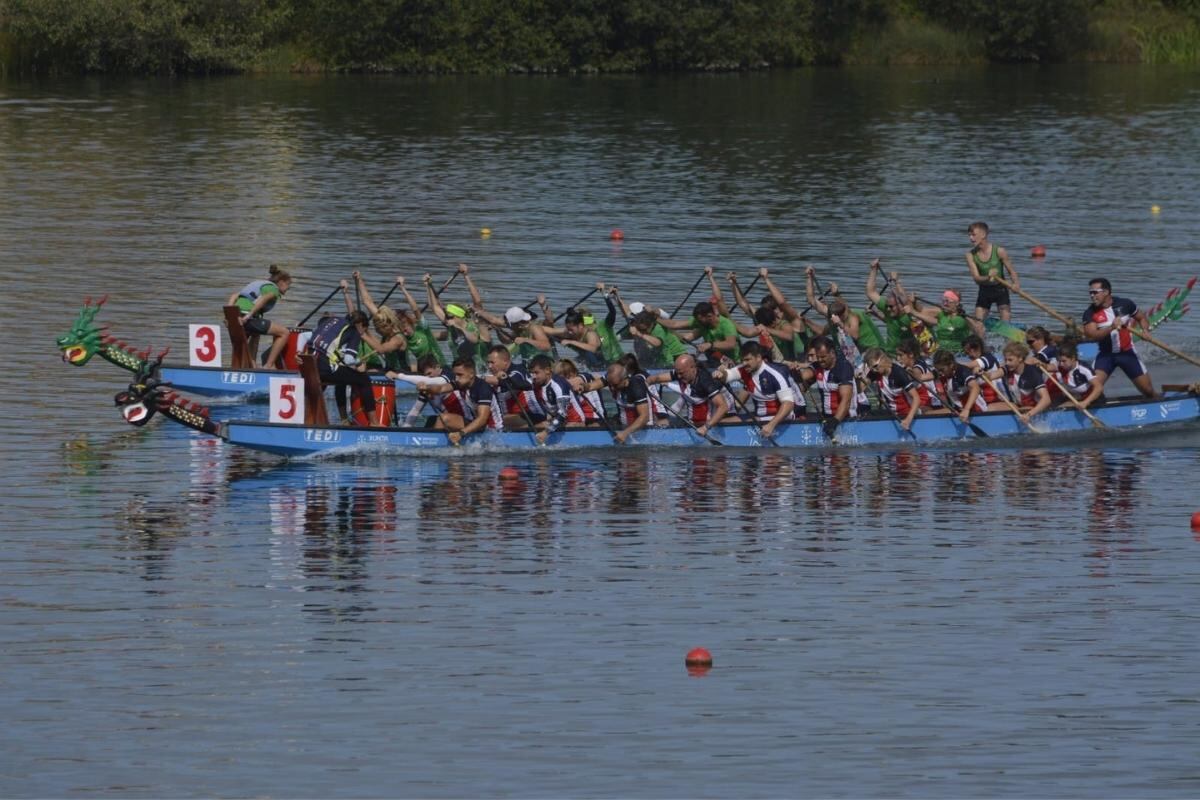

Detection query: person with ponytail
xmin=228 ymin=265 xmax=293 ymax=369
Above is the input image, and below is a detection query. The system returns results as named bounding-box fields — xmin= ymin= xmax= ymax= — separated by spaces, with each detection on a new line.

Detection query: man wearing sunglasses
xmin=1082 ymin=278 xmax=1156 ymax=398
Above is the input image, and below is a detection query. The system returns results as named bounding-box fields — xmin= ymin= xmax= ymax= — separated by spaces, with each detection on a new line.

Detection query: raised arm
xmin=340 ymin=279 xmax=356 ymax=315
xmin=353 ymin=271 xmax=381 ymax=316
xmin=865 ymin=259 xmax=884 ymax=304
xmin=805 ymin=266 xmax=831 ymax=317
xmin=761 ymin=268 xmax=803 ymax=322
xmin=460 ymin=263 xmax=485 ymax=309
xmin=395 ymin=277 xmax=423 ymax=318
xmin=728 ymin=273 xmax=755 ymax=318
xmin=706 ymin=267 xmax=731 ymax=318
xmin=537 ymin=293 xmax=554 ymax=326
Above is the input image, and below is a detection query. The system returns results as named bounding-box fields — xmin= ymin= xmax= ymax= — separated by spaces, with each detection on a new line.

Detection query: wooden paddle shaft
xmin=995 ymin=275 xmax=1200 ymax=368
xmin=1034 ymin=362 xmax=1105 ymax=428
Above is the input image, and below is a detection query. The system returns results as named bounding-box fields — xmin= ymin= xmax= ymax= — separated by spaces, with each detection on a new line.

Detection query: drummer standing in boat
xmin=966 ymin=221 xmax=1020 ymax=322
xmin=1081 ymin=277 xmax=1156 ymax=398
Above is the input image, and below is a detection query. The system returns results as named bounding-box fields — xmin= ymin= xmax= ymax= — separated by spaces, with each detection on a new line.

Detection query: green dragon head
xmin=57 ymin=296 xmax=109 ymax=366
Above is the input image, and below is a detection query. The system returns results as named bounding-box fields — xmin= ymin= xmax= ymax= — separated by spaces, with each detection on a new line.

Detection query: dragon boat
xmin=109 ymin=352 xmax=1200 ymax=459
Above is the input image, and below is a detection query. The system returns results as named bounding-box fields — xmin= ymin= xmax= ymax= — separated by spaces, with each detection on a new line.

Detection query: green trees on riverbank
xmin=3 ymin=0 xmax=1199 ymax=74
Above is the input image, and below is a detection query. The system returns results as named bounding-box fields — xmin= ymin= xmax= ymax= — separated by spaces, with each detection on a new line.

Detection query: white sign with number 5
xmin=269 ymin=377 xmax=305 ymax=424
xmin=189 ymin=324 xmax=222 ymax=367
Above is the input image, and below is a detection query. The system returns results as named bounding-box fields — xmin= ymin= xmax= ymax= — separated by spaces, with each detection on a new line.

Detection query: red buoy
xmin=1031 ymin=245 xmax=1047 ymax=258
xmin=1191 ymin=511 xmax=1200 ymax=531
xmin=499 ymin=466 xmax=520 ymax=481
xmin=685 ymin=647 xmax=713 ymax=666
xmin=610 ymin=229 xmax=624 ymax=241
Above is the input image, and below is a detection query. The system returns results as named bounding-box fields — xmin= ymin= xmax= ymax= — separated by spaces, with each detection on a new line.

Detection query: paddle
xmin=981 ymin=372 xmax=1040 ymax=433
xmin=996 ymin=275 xmax=1200 ymax=368
xmin=723 ymin=380 xmax=779 ymax=447
xmin=499 ymin=375 xmax=544 ymax=446
xmin=668 ymin=270 xmax=709 ymax=320
xmin=990 ymin=276 xmax=1075 ymax=329
xmin=1162 ymin=383 xmax=1200 ymax=394
xmin=655 ymin=393 xmax=723 ymax=446
xmin=417 ymin=272 xmax=459 ymax=314
xmin=294 ymin=285 xmax=342 ymax=328
xmin=553 ymin=287 xmax=601 ymax=324
xmin=933 ymin=383 xmax=988 ymax=438
xmin=1034 ymin=362 xmax=1106 ymax=429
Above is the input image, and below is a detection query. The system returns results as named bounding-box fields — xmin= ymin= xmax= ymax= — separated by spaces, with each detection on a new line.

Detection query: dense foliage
xmin=2 ymin=0 xmax=1198 ymax=74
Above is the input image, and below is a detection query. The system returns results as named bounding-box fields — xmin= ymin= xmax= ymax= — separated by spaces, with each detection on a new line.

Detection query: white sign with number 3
xmin=269 ymin=377 xmax=305 ymax=424
xmin=189 ymin=324 xmax=222 ymax=367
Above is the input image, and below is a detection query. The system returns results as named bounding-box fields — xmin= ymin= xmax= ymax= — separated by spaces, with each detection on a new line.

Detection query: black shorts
xmin=974 ymin=283 xmax=1011 ymax=311
xmin=243 ymin=316 xmax=272 ymax=336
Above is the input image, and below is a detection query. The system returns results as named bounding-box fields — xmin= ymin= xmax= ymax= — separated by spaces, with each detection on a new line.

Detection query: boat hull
xmin=220 ymin=393 xmax=1200 ymax=457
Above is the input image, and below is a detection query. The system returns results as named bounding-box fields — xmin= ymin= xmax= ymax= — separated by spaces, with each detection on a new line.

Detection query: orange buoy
xmin=499 ymin=466 xmax=520 ymax=481
xmin=1030 ymin=245 xmax=1047 ymax=258
xmin=685 ymin=647 xmax=712 ymax=666
xmin=610 ymin=229 xmax=624 ymax=241
xmin=1191 ymin=511 xmax=1200 ymax=531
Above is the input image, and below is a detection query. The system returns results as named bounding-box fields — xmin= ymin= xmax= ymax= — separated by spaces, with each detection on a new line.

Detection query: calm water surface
xmin=3 ymin=67 xmax=1200 ymax=797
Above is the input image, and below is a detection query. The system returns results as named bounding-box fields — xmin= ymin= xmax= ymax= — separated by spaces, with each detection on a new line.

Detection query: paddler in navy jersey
xmin=556 ymin=358 xmax=606 ymax=425
xmin=569 ymin=362 xmax=655 ymax=444
xmin=646 ymin=353 xmax=731 ymax=438
xmin=1054 ymin=342 xmax=1105 ymax=409
xmin=789 ymin=335 xmax=855 ymax=439
xmin=994 ymin=341 xmax=1052 ymax=424
xmin=417 ymin=357 xmax=501 ymax=445
xmin=930 ymin=349 xmax=987 ymax=425
xmin=527 ymin=354 xmax=586 ymax=445
xmin=482 ymin=344 xmax=545 ymax=430
xmin=861 ymin=347 xmax=923 ymax=431
xmin=1081 ymin=277 xmax=1156 ymax=398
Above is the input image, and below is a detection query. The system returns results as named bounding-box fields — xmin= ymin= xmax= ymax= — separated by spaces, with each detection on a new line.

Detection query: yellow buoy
xmin=1151 ymin=205 xmax=1161 ymax=214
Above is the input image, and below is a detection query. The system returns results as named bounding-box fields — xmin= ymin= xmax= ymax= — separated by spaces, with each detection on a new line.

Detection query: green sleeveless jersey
xmin=972 ymin=245 xmax=1006 ymax=280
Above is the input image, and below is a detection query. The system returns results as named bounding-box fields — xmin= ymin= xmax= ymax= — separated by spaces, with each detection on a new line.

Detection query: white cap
xmin=629 ymin=302 xmax=647 ymax=315
xmin=504 ymin=306 xmax=532 ymax=326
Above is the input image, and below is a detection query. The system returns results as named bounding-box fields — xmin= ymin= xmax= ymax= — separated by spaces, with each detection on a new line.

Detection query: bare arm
xmin=966 ymin=250 xmax=986 ymax=285
xmin=340 ymin=280 xmax=356 ymax=315
xmin=706 ymin=267 xmax=731 ymax=318
xmin=728 ymin=273 xmax=755 ymax=317
xmin=353 ymin=271 xmax=380 ymax=316
xmin=763 ymin=269 xmax=803 ymax=321
xmin=460 ymin=264 xmax=485 ymax=309
xmin=396 ymin=277 xmax=422 ymax=317
xmin=865 ymin=259 xmax=883 ymax=304
xmin=998 ymin=247 xmax=1019 ymax=290
xmin=805 ymin=266 xmax=831 ymax=316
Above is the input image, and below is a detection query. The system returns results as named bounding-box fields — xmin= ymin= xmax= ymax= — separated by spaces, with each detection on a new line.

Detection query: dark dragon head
xmin=113 ymin=348 xmax=220 ymax=436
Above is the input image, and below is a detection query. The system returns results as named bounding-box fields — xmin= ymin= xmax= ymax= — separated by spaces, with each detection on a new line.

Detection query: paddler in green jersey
xmin=805 ymin=266 xmax=882 ymax=359
xmin=966 ymin=220 xmax=1020 ymax=322
xmin=388 ymin=275 xmax=448 ymax=369
xmin=659 ymin=300 xmax=740 ymax=366
xmin=903 ymin=289 xmax=984 ymax=355
xmin=539 ymin=284 xmax=621 ymax=372
xmin=628 ymin=309 xmax=689 ymax=368
xmin=864 ymin=260 xmax=916 ymax=354
xmin=710 ymin=268 xmax=799 ymax=361
xmin=347 ymin=273 xmax=409 ymax=369
xmin=423 ymin=270 xmax=491 ymax=367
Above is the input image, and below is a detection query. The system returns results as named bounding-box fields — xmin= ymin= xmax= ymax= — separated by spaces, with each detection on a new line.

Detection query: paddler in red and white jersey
xmin=716 ymin=341 xmax=798 ymax=440
xmin=647 ymin=353 xmax=732 ymax=439
xmin=893 ymin=338 xmax=942 ymax=409
xmin=387 ymin=354 xmax=461 ymax=427
xmin=1081 ymin=277 xmax=1156 ymax=397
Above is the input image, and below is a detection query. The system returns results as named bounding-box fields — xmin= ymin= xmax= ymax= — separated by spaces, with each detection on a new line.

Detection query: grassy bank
xmin=3 ymin=0 xmax=1200 ymax=76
